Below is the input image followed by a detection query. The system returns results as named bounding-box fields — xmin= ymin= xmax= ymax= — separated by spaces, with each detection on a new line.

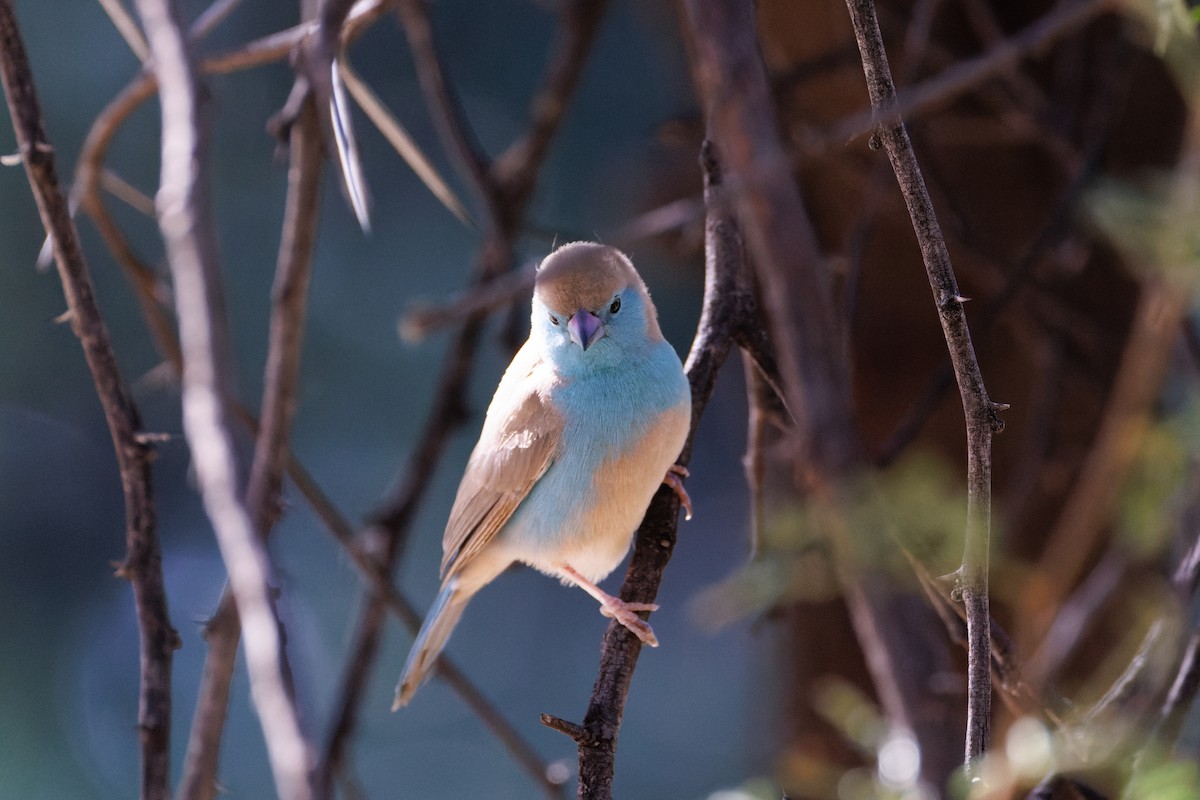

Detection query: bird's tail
xmin=393 ymin=577 xmax=468 ymax=709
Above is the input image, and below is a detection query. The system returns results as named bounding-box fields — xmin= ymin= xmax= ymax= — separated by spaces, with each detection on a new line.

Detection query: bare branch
xmin=811 ymin=0 xmax=1120 ymax=154
xmin=97 ymin=0 xmax=151 ymax=62
xmin=0 ymin=4 xmax=176 ymax=798
xmin=843 ymin=0 xmax=1004 ymax=768
xmin=490 ymin=0 xmax=607 ymax=223
xmin=177 ymin=91 xmax=323 ymax=800
xmin=130 ymin=0 xmax=313 ymax=797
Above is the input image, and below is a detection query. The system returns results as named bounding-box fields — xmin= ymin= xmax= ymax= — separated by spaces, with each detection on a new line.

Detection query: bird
xmin=394 ymin=241 xmax=692 ymax=708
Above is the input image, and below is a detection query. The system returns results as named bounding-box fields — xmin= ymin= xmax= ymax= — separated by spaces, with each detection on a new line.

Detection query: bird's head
xmin=531 ymin=242 xmax=663 ymax=375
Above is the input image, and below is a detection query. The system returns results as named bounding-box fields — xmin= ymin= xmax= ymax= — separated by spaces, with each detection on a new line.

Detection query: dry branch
xmin=0 ymin=5 xmax=178 ymax=799
xmin=843 ymin=0 xmax=1004 ymax=768
xmin=176 ymin=93 xmax=324 ymax=800
xmin=130 ymin=0 xmax=314 ymax=797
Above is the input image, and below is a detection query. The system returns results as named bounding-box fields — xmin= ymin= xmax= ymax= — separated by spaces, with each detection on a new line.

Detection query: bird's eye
xmin=609 ymin=297 xmax=621 ymax=314
xmin=549 ymin=313 xmax=560 ymax=326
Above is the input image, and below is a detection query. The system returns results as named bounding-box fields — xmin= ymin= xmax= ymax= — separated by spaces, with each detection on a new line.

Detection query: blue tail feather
xmin=393 ymin=578 xmax=467 ymax=709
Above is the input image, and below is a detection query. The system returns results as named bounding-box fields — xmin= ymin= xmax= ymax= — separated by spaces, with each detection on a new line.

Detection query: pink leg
xmin=663 ymin=464 xmax=693 ymax=520
xmin=558 ymin=564 xmax=660 ymax=647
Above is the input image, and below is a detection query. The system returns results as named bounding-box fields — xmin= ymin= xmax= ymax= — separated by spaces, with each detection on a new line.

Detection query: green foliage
xmin=1116 ymin=412 xmax=1192 ymax=557
xmin=693 ymin=453 xmax=966 ymax=628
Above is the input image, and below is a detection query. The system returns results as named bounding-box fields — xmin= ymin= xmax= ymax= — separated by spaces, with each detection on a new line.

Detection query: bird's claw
xmin=600 ymin=598 xmax=660 ymax=647
xmin=663 ymin=464 xmax=693 ymax=520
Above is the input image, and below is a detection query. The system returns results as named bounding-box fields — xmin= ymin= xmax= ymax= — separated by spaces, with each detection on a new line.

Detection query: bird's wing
xmin=440 ymin=341 xmax=563 ymax=579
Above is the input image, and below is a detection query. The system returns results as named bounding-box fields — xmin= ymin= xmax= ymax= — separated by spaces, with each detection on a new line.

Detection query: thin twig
xmin=810 ymin=0 xmax=1120 ymax=154
xmin=394 ymin=0 xmax=496 ymax=219
xmin=0 ymin=5 xmax=177 ymax=799
xmin=131 ymin=0 xmax=313 ymax=797
xmin=682 ymin=0 xmax=971 ymax=786
xmin=97 ymin=0 xmax=151 ymax=62
xmin=490 ymin=0 xmax=607 ymax=224
xmin=843 ymin=0 xmax=1004 ymax=770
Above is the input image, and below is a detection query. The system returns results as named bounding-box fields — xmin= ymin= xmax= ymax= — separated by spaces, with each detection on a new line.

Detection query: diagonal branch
xmin=130 ymin=0 xmax=314 ymax=797
xmin=0 ymin=4 xmax=177 ymax=799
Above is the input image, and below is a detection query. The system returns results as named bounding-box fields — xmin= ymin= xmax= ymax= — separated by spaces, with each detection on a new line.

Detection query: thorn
xmin=53 ymin=309 xmax=74 ymax=324
xmin=540 ymin=713 xmax=592 ymax=745
xmin=134 ymin=431 xmax=174 ymax=444
xmin=112 ymin=561 xmax=131 ymax=580
xmin=954 ymin=294 xmax=971 ymax=303
xmin=1 ymin=152 xmax=21 ymax=166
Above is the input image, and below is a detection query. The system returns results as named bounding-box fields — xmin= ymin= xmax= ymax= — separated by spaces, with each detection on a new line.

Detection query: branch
xmin=490 ymin=0 xmax=607 ymax=225
xmin=0 ymin=4 xmax=177 ymax=799
xmin=130 ymin=0 xmax=313 ymax=797
xmin=176 ymin=93 xmax=323 ymax=800
xmin=813 ymin=0 xmax=1120 ymax=154
xmin=843 ymin=0 xmax=1004 ymax=769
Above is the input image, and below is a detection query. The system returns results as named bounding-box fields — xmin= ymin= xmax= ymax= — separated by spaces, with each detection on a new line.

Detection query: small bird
xmin=394 ymin=242 xmax=692 ymax=708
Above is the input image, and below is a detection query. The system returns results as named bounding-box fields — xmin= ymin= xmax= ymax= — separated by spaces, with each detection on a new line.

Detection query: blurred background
xmin=2 ymin=0 xmax=1199 ymax=798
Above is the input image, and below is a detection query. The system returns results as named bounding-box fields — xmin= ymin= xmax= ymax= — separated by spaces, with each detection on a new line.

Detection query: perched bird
xmin=394 ymin=242 xmax=692 ymax=708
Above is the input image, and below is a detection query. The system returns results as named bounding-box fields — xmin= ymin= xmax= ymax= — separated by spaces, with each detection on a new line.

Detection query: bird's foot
xmin=599 ymin=597 xmax=660 ymax=647
xmin=663 ymin=464 xmax=693 ymax=520
xmin=558 ymin=563 xmax=662 ymax=647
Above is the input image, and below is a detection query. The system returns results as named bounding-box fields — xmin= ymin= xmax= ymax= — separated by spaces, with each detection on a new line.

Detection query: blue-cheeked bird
xmin=394 ymin=242 xmax=692 ymax=708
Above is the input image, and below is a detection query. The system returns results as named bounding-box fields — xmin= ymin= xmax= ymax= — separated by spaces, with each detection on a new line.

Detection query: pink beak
xmin=567 ymin=309 xmax=605 ymax=350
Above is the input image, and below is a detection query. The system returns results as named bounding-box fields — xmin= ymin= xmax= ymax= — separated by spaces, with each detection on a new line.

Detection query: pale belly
xmin=496 ymin=392 xmax=690 ymax=583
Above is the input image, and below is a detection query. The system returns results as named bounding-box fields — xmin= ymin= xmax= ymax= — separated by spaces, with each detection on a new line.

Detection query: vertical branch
xmin=177 ymin=96 xmax=323 ymax=800
xmin=682 ymin=0 xmax=967 ymax=786
xmin=131 ymin=0 xmax=314 ymax=798
xmin=842 ymin=0 xmax=1004 ymax=768
xmin=0 ymin=5 xmax=178 ymax=800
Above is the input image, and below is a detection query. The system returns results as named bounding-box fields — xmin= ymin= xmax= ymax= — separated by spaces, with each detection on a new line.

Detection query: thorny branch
xmin=843 ymin=0 xmax=1004 ymax=769
xmin=682 ymin=0 xmax=965 ymax=787
xmin=131 ymin=0 xmax=313 ymax=797
xmin=0 ymin=4 xmax=177 ymax=799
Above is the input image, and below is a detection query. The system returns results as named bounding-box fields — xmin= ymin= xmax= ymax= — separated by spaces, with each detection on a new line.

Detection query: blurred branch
xmin=177 ymin=95 xmax=323 ymax=800
xmin=490 ymin=0 xmax=607 ymax=225
xmin=130 ymin=1 xmax=314 ymax=798
xmin=810 ymin=0 xmax=1120 ymax=154
xmin=682 ymin=0 xmax=966 ymax=787
xmin=97 ymin=0 xmax=151 ymax=61
xmin=394 ymin=0 xmax=495 ymax=218
xmin=0 ymin=5 xmax=177 ymax=799
xmin=1026 ymin=279 xmax=1192 ymax=645
xmin=843 ymin=0 xmax=1005 ymax=770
